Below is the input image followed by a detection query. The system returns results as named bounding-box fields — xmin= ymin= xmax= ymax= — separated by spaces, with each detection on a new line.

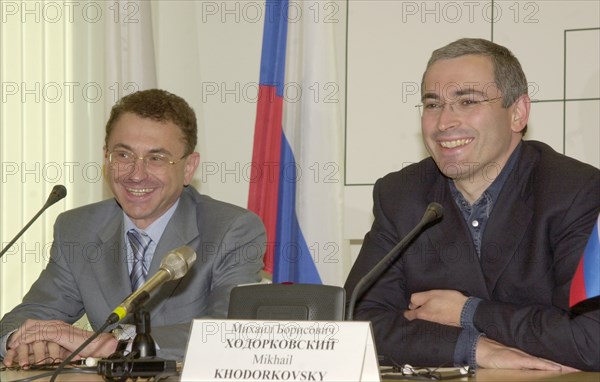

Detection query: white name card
xmin=181 ymin=319 xmax=380 ymax=382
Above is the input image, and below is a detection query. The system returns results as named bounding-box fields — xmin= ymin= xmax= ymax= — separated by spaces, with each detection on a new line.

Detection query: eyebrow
xmin=111 ymin=143 xmax=173 ymax=156
xmin=421 ymin=89 xmax=487 ymax=102
xmin=421 ymin=92 xmax=440 ymax=101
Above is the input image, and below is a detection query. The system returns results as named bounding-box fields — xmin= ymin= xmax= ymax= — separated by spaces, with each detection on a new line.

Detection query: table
xmin=382 ymin=369 xmax=600 ymax=381
xmin=2 ymin=368 xmax=600 ymax=381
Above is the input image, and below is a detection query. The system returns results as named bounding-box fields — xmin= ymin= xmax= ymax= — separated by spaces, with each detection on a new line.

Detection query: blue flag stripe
xmin=583 ymin=222 xmax=600 ymax=298
xmin=274 ymin=133 xmax=322 ymax=283
xmin=259 ymin=0 xmax=288 ymax=97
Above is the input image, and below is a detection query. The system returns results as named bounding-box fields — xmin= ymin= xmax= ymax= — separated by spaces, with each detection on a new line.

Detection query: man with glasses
xmin=1 ymin=89 xmax=266 ymax=366
xmin=345 ymin=38 xmax=600 ymax=371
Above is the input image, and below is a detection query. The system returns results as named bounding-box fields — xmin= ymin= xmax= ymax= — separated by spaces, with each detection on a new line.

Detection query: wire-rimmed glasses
xmin=416 ymin=96 xmax=502 ymax=117
xmin=380 ymin=363 xmax=474 ymax=380
xmin=107 ymin=149 xmax=187 ymax=171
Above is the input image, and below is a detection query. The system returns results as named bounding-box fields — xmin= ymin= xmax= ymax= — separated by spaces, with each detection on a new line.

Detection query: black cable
xmin=48 ymin=319 xmax=113 ymax=382
xmin=3 ymin=368 xmax=97 ymax=382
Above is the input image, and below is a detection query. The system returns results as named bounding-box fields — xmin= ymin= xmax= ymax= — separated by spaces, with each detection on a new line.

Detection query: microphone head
xmin=427 ymin=202 xmax=443 ymax=218
xmin=159 ymin=246 xmax=197 ymax=280
xmin=45 ymin=185 xmax=67 ymax=207
xmin=423 ymin=202 xmax=444 ymax=223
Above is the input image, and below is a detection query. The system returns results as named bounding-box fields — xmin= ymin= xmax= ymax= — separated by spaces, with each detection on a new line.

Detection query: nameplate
xmin=181 ymin=319 xmax=380 ymax=382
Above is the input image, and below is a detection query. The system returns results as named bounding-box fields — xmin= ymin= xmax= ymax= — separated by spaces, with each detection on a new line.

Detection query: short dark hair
xmin=422 ymin=38 xmax=528 ymax=108
xmin=105 ymin=89 xmax=197 ymax=155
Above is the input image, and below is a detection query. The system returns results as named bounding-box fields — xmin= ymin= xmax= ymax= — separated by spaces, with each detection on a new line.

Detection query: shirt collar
xmin=123 ymin=198 xmax=181 ymax=244
xmin=449 ymin=142 xmax=522 ymax=205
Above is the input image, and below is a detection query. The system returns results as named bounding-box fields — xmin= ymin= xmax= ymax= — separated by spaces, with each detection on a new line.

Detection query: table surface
xmin=2 ymin=368 xmax=600 ymax=382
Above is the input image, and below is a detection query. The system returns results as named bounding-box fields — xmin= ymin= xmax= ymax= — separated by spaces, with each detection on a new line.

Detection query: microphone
xmin=107 ymin=246 xmax=197 ymax=324
xmin=0 ymin=185 xmax=67 ymax=259
xmin=49 ymin=246 xmax=195 ymax=382
xmin=45 ymin=184 xmax=68 ymax=207
xmin=346 ymin=202 xmax=443 ymax=320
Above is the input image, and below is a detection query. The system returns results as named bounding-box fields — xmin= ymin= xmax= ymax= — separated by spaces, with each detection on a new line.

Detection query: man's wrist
xmin=112 ymin=324 xmax=136 ymax=341
xmin=453 ymin=328 xmax=483 ymax=369
xmin=111 ymin=327 xmax=131 ymax=342
xmin=460 ymin=297 xmax=482 ymax=330
xmin=96 ymin=332 xmax=121 ymax=357
xmin=108 ymin=325 xmax=137 ymax=357
xmin=0 ymin=330 xmax=17 ymax=357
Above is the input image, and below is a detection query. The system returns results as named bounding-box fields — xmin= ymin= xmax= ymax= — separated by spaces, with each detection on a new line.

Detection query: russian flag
xmin=248 ymin=0 xmax=344 ymax=285
xmin=570 ymin=215 xmax=600 ymax=307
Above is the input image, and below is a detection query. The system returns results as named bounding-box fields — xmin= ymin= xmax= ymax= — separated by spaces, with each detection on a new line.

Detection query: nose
xmin=127 ymin=157 xmax=149 ymax=181
xmin=436 ymin=103 xmax=460 ymax=131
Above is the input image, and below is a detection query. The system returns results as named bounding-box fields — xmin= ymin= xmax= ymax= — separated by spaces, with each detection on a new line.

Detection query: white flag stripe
xmin=282 ymin=1 xmax=345 ymax=286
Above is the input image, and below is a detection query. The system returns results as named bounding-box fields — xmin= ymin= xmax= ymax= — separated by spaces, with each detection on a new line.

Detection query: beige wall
xmin=344 ymin=0 xmax=600 ymax=261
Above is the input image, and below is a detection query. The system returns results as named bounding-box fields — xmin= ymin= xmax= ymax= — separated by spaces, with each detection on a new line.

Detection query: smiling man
xmin=0 ymin=89 xmax=266 ymax=366
xmin=345 ymin=38 xmax=600 ymax=371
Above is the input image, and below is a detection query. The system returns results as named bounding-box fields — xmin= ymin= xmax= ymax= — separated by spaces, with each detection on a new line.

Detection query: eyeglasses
xmin=107 ymin=149 xmax=187 ymax=170
xmin=380 ymin=363 xmax=474 ymax=380
xmin=416 ymin=96 xmax=502 ymax=117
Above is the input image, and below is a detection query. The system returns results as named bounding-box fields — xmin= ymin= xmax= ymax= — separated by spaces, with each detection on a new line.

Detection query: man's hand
xmin=41 ymin=322 xmax=117 ymax=358
xmin=403 ymin=290 xmax=468 ymax=327
xmin=3 ymin=319 xmax=117 ymax=367
xmin=476 ymin=337 xmax=578 ymax=371
xmin=3 ymin=340 xmax=69 ymax=368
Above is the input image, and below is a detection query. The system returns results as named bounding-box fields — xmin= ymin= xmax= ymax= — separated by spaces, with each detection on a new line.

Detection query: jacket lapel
xmin=426 ymin=177 xmax=490 ymax=298
xmin=94 ymin=210 xmax=132 ymax=311
xmin=147 ymin=188 xmax=200 ymax=310
xmin=479 ymin=146 xmax=536 ymax=292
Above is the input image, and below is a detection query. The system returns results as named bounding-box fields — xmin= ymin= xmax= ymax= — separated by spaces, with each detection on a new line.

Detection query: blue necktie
xmin=127 ymin=229 xmax=151 ymax=291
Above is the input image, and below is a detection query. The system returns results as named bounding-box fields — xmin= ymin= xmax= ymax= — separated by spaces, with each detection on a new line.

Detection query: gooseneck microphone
xmin=49 ymin=246 xmax=197 ymax=382
xmin=107 ymin=246 xmax=197 ymax=324
xmin=346 ymin=202 xmax=443 ymax=320
xmin=0 ymin=185 xmax=67 ymax=259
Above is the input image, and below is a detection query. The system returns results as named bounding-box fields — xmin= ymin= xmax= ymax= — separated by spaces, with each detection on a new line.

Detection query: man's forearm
xmin=474 ymin=299 xmax=600 ymax=370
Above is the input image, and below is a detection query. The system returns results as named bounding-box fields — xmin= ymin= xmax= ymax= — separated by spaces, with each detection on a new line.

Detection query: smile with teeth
xmin=439 ymin=138 xmax=473 ymax=149
xmin=126 ymin=187 xmax=155 ymax=196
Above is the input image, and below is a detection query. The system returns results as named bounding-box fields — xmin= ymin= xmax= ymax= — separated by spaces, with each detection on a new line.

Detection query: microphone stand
xmin=346 ymin=202 xmax=443 ymax=320
xmin=96 ymin=308 xmax=177 ymax=381
xmin=0 ymin=207 xmax=47 ymax=259
xmin=49 ymin=307 xmax=176 ymax=381
xmin=0 ymin=185 xmax=67 ymax=260
xmin=131 ymin=310 xmax=157 ymax=358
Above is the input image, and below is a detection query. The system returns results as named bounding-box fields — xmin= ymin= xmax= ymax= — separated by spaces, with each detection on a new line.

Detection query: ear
xmin=103 ymin=146 xmax=109 ymax=178
xmin=510 ymin=94 xmax=530 ymax=134
xmin=183 ymin=152 xmax=200 ymax=185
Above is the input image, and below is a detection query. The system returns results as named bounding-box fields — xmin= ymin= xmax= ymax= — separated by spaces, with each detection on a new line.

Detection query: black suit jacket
xmin=345 ymin=140 xmax=600 ymax=370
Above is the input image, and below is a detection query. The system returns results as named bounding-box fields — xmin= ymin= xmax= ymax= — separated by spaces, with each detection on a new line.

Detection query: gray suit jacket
xmin=0 ymin=186 xmax=266 ymax=359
